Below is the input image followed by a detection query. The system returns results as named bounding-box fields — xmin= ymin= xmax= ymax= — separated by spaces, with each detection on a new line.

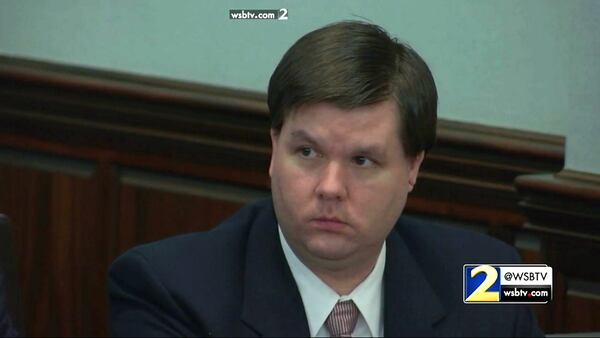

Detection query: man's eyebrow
xmin=290 ymin=130 xmax=386 ymax=157
xmin=354 ymin=144 xmax=386 ymax=158
xmin=289 ymin=130 xmax=319 ymax=144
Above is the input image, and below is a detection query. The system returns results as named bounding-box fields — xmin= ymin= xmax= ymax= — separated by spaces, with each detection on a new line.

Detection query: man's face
xmin=269 ymin=100 xmax=424 ymax=268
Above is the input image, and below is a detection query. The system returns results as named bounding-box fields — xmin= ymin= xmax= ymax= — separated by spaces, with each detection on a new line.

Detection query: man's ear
xmin=407 ymin=151 xmax=425 ymax=192
xmin=269 ymin=129 xmax=279 ymax=177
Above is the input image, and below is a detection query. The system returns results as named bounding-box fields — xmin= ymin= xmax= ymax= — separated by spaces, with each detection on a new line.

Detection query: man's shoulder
xmin=391 ymin=215 xmax=519 ymax=306
xmin=395 ymin=215 xmax=519 ymax=265
xmin=109 ymin=198 xmax=274 ymax=298
xmin=108 ymin=198 xmax=276 ymax=336
xmin=392 ymin=216 xmax=535 ymax=326
xmin=390 ymin=216 xmax=544 ymax=337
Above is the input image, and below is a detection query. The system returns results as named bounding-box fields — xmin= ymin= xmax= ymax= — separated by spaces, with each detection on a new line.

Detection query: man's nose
xmin=315 ymin=162 xmax=348 ymax=201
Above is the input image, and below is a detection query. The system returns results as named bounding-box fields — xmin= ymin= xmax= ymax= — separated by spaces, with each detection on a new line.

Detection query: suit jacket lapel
xmin=240 ymin=201 xmax=310 ymax=337
xmin=384 ymin=229 xmax=446 ymax=337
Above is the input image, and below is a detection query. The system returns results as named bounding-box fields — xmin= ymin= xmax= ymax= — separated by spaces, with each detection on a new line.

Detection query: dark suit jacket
xmin=0 ymin=272 xmax=19 ymax=337
xmin=108 ymin=198 xmax=543 ymax=337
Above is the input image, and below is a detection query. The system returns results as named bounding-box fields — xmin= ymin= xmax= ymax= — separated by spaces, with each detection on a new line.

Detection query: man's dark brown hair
xmin=268 ymin=20 xmax=437 ymax=157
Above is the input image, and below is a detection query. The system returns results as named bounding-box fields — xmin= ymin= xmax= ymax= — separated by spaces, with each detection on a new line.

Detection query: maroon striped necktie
xmin=325 ymin=300 xmax=359 ymax=337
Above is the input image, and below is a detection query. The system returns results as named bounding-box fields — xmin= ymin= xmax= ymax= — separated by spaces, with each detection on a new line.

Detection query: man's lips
xmin=310 ymin=217 xmax=347 ymax=231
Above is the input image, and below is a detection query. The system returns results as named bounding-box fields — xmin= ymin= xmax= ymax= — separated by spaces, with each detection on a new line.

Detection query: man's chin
xmin=305 ymin=240 xmax=355 ymax=262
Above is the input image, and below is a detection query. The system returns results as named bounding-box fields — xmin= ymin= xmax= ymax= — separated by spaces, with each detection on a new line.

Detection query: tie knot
xmin=325 ymin=300 xmax=359 ymax=337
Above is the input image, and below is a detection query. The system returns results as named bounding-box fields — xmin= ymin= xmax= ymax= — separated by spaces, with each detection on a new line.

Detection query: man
xmin=109 ymin=21 xmax=543 ymax=337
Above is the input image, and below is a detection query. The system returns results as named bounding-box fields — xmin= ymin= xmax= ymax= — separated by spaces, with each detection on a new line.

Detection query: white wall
xmin=1 ymin=0 xmax=598 ymax=173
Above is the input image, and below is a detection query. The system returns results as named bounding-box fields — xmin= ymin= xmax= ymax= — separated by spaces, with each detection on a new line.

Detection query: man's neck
xmin=291 ymin=243 xmax=383 ymax=295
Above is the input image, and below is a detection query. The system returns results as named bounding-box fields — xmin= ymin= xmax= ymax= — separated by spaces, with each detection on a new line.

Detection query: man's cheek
xmin=285 ymin=166 xmax=310 ymax=186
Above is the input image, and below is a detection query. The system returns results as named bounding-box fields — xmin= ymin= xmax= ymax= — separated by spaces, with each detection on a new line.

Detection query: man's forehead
xmin=288 ymin=100 xmax=398 ymax=117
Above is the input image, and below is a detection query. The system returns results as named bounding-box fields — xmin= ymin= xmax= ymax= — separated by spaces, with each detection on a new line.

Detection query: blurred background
xmin=0 ymin=0 xmax=598 ymax=336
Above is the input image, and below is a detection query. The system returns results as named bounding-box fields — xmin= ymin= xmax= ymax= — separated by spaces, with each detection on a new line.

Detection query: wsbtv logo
xmin=463 ymin=264 xmax=552 ymax=304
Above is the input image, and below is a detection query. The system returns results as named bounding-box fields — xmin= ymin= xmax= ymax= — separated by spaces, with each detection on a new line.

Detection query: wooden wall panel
xmin=116 ymin=168 xmax=269 ymax=253
xmin=565 ymin=293 xmax=600 ymax=332
xmin=516 ymin=170 xmax=600 ymax=333
xmin=409 ymin=121 xmax=564 ymax=244
xmin=0 ymin=148 xmax=104 ymax=336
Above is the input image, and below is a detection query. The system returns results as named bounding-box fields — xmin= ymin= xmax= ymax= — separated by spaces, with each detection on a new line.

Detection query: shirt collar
xmin=278 ymin=226 xmax=386 ymax=337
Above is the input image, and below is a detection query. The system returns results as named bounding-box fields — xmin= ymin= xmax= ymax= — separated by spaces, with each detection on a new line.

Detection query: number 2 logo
xmin=465 ymin=265 xmax=500 ymax=302
xmin=278 ymin=8 xmax=288 ymax=20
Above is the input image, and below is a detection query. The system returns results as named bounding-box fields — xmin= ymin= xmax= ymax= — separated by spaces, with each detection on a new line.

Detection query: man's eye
xmin=299 ymin=147 xmax=317 ymax=158
xmin=353 ymin=156 xmax=374 ymax=167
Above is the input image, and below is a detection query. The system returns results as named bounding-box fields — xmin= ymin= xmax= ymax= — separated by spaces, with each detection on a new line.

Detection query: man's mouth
xmin=311 ymin=217 xmax=347 ymax=231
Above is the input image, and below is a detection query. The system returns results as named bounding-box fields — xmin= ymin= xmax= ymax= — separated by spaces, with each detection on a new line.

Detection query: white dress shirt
xmin=278 ymin=226 xmax=386 ymax=337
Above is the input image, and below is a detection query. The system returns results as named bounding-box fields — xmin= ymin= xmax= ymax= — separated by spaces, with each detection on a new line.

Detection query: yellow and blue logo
xmin=464 ymin=265 xmax=501 ymax=302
